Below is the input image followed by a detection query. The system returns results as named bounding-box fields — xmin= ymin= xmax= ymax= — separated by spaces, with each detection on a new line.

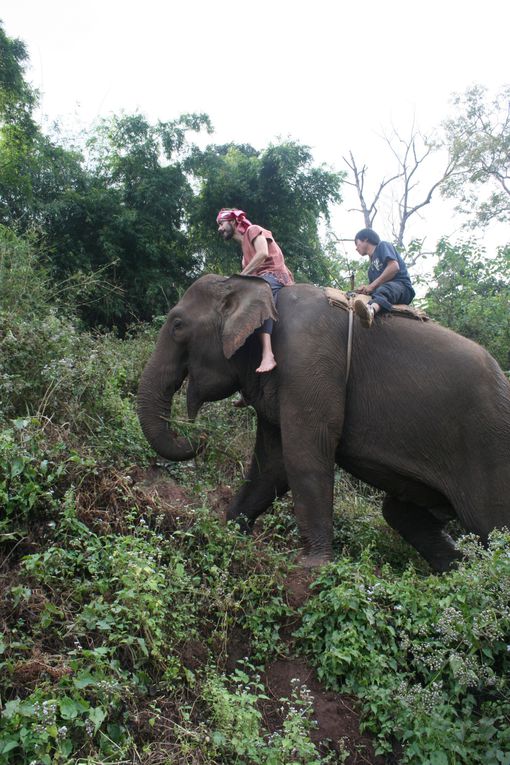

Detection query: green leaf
xmin=59 ymin=697 xmax=80 ymax=720
xmin=59 ymin=739 xmax=73 ymax=757
xmin=0 ymin=738 xmax=19 ymax=754
xmin=10 ymin=457 xmax=25 ymax=478
xmin=425 ymin=750 xmax=449 ymax=765
xmin=73 ymin=672 xmax=95 ymax=689
xmin=88 ymin=706 xmax=106 ymax=733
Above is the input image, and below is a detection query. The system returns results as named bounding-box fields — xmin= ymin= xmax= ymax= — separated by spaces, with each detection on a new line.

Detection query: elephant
xmin=137 ymin=274 xmax=510 ymax=571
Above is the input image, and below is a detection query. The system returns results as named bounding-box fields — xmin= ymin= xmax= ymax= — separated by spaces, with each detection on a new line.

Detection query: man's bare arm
xmin=356 ymin=259 xmax=399 ymax=294
xmin=241 ymin=234 xmax=268 ymax=275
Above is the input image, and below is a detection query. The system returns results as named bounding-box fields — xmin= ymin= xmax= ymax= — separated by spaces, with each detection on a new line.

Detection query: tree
xmin=41 ymin=112 xmax=212 ymax=328
xmin=0 ymin=27 xmax=215 ymax=328
xmin=0 ymin=22 xmax=40 ymax=225
xmin=343 ymin=125 xmax=455 ymax=251
xmin=187 ymin=140 xmax=344 ymax=284
xmin=441 ymin=84 xmax=510 ymax=226
xmin=0 ymin=21 xmax=37 ymax=131
xmin=424 ymin=238 xmax=510 ymax=370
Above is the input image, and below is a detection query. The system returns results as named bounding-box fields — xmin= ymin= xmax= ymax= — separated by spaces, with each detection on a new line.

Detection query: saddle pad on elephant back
xmin=323 ymin=287 xmax=429 ymax=321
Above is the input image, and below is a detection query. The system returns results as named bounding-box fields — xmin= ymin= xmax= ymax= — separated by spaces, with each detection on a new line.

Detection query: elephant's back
xmin=277 ymin=283 xmax=509 ymax=391
xmin=277 ymin=283 xmax=342 ymax=325
xmin=274 ymin=284 xmax=349 ymax=379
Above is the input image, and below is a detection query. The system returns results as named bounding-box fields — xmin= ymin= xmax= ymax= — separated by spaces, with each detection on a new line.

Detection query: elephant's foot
xmin=227 ymin=512 xmax=254 ymax=535
xmin=296 ymin=550 xmax=332 ymax=569
xmin=427 ymin=542 xmax=463 ymax=574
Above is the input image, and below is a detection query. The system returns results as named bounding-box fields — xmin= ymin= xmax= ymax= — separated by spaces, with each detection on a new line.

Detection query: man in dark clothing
xmin=353 ymin=228 xmax=415 ymax=328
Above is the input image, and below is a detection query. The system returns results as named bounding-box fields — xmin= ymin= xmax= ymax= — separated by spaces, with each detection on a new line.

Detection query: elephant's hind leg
xmin=382 ymin=495 xmax=462 ymax=573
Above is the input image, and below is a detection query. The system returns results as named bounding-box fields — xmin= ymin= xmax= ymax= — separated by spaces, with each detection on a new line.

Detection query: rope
xmin=345 ymin=291 xmax=356 ymax=384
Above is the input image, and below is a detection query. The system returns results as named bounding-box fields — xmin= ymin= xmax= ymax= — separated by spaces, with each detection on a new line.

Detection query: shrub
xmin=0 ymin=480 xmax=292 ymax=764
xmin=0 ymin=418 xmax=86 ymax=544
xmin=201 ymin=664 xmax=340 ymax=764
xmin=0 ymin=227 xmax=157 ymax=462
xmin=296 ymin=534 xmax=510 ymax=763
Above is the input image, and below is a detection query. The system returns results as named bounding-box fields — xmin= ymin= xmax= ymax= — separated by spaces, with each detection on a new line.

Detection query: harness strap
xmin=346 ymin=293 xmax=354 ymax=384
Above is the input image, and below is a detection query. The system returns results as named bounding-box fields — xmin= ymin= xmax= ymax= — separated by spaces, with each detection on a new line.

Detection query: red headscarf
xmin=216 ymin=208 xmax=252 ymax=234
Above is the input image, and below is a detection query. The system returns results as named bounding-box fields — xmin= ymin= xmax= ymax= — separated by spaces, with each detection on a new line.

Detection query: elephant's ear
xmin=220 ymin=275 xmax=278 ymax=359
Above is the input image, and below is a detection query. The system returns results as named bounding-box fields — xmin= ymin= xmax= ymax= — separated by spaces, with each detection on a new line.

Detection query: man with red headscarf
xmin=216 ymin=209 xmax=294 ymax=373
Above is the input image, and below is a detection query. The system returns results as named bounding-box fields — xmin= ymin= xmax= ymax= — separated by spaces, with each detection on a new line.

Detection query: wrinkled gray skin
xmin=137 ymin=274 xmax=510 ymax=570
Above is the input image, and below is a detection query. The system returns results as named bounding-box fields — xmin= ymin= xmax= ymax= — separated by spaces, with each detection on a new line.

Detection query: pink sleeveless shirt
xmin=241 ymin=225 xmax=294 ymax=285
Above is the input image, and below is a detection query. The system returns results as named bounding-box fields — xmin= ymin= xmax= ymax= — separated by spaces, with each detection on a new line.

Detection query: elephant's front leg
xmin=226 ymin=418 xmax=288 ymax=532
xmin=281 ymin=418 xmax=337 ymax=567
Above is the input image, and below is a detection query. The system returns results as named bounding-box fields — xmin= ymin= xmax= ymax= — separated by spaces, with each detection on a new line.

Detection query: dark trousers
xmin=257 ymin=274 xmax=284 ymax=334
xmin=370 ymin=281 xmax=415 ymax=312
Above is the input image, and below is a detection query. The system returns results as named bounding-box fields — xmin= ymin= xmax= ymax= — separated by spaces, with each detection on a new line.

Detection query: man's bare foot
xmin=255 ymin=356 xmax=277 ymax=373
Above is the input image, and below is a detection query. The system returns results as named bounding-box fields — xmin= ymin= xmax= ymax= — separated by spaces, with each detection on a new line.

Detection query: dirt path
xmin=227 ymin=565 xmax=391 ymax=764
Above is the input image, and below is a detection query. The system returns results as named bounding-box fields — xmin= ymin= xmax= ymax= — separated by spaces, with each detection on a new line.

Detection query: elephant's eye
xmin=171 ymin=317 xmax=185 ymax=338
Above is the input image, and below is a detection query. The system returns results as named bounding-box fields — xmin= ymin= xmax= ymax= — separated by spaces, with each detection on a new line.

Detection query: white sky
xmin=1 ymin=0 xmax=509 ymax=259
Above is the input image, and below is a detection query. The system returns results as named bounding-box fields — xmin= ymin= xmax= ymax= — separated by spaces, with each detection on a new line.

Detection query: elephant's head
xmin=137 ymin=274 xmax=277 ymax=460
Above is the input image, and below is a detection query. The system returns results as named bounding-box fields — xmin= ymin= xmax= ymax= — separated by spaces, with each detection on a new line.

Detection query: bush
xmin=0 ymin=227 xmax=157 ymax=462
xmin=0 ymin=478 xmax=292 ymax=764
xmin=0 ymin=418 xmax=88 ymax=545
xmin=201 ymin=664 xmax=340 ymax=764
xmin=297 ymin=534 xmax=510 ymax=763
xmin=0 ymin=228 xmax=80 ymax=419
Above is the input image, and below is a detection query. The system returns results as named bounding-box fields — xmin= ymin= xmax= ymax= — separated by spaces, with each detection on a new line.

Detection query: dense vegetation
xmin=1 ymin=21 xmax=510 ymax=765
xmin=1 ymin=229 xmax=510 ymax=764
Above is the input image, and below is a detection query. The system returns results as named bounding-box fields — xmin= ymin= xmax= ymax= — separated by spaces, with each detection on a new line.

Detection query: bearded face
xmin=218 ymin=220 xmax=235 ymax=241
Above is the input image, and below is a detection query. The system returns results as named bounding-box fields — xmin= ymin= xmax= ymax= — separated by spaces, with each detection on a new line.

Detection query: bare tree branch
xmin=343 ymin=150 xmax=402 ymax=228
xmin=344 ymin=125 xmax=456 ymax=248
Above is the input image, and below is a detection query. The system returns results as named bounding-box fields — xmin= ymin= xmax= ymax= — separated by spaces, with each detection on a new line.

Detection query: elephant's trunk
xmin=137 ymin=353 xmax=198 ymax=462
